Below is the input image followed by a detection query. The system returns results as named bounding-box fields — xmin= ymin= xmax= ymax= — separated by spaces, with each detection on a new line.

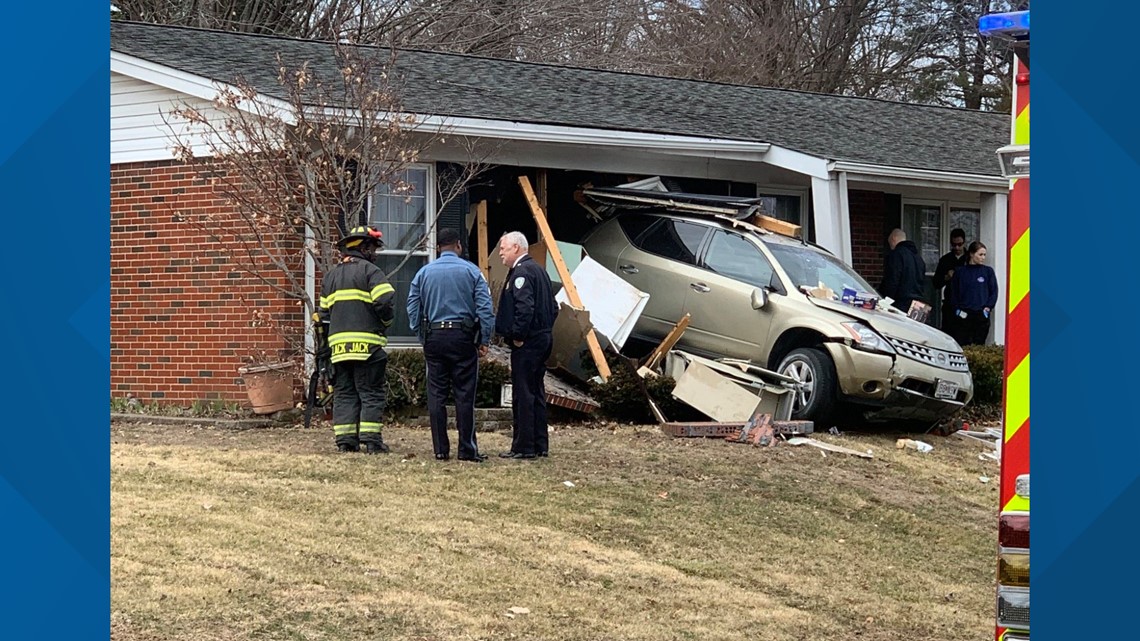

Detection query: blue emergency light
xmin=978 ymin=10 xmax=1030 ymax=39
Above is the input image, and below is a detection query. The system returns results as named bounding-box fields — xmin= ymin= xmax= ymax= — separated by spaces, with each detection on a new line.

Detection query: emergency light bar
xmin=978 ymin=10 xmax=1030 ymax=40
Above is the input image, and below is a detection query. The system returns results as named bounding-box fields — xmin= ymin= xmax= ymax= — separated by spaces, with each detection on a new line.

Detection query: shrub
xmin=963 ymin=344 xmax=1005 ymax=406
xmin=384 ymin=349 xmax=514 ymax=416
xmin=588 ymin=354 xmax=703 ymax=424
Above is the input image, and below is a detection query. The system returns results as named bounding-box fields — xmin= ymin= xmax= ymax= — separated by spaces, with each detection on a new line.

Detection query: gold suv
xmin=580 ymin=212 xmax=973 ymax=425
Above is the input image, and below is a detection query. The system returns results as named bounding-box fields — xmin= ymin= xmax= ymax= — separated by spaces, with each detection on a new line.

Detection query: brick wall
xmin=111 ymin=159 xmax=304 ymax=405
xmin=848 ymin=189 xmax=892 ymax=286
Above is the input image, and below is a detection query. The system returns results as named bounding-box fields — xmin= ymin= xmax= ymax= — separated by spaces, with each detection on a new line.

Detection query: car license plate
xmin=934 ymin=379 xmax=958 ymax=400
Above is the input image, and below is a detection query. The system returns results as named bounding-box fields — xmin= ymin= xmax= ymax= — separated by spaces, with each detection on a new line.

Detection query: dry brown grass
xmin=111 ymin=420 xmax=999 ymax=641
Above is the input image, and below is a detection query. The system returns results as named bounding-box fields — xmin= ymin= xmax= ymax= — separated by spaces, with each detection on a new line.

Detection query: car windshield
xmin=765 ymin=241 xmax=877 ymax=296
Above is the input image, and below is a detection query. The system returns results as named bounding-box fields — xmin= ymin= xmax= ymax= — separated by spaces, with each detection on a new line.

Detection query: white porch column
xmin=980 ymin=191 xmax=1009 ymax=345
xmin=811 ymin=174 xmax=852 ymax=264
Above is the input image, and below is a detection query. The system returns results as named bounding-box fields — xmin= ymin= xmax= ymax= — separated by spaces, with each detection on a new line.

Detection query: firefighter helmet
xmin=337 ymin=225 xmax=384 ymax=250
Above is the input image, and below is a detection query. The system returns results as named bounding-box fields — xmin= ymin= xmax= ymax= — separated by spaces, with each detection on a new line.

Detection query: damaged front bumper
xmin=823 ymin=342 xmax=973 ymax=423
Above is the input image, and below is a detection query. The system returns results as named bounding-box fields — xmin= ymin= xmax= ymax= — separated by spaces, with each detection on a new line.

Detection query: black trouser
xmin=424 ymin=328 xmax=480 ymax=458
xmin=940 ymin=301 xmax=958 ymax=336
xmin=510 ymin=332 xmax=552 ymax=456
xmin=331 ymin=349 xmax=388 ymax=448
xmin=951 ymin=310 xmax=991 ymax=346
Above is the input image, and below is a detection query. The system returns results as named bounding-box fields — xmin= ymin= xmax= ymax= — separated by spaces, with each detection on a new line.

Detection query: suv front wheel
xmin=777 ymin=347 xmax=837 ymax=424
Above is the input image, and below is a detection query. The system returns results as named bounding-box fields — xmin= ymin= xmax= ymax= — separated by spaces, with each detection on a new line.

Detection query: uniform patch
xmin=514 ymin=276 xmax=525 ymax=289
xmin=977 ymin=276 xmax=985 ymax=283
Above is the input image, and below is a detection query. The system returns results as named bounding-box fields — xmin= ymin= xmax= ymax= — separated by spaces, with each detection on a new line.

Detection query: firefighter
xmin=494 ymin=231 xmax=557 ymax=460
xmin=318 ymin=226 xmax=396 ymax=453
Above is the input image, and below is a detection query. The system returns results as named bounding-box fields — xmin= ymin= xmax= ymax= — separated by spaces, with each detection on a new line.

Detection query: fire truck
xmin=978 ymin=7 xmax=1030 ymax=641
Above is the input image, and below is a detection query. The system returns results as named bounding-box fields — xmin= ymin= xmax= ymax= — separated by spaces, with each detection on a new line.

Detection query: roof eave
xmin=828 ymin=160 xmax=1008 ymax=192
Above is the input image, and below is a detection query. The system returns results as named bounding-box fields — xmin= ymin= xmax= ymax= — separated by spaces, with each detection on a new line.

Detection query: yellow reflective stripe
xmin=1008 ymin=229 xmax=1030 ymax=313
xmin=1005 ymin=355 xmax=1030 ymax=441
xmin=324 ymin=290 xmax=372 ymax=306
xmin=1014 ymin=104 xmax=1030 ymax=146
xmin=333 ymin=424 xmax=358 ymax=435
xmin=319 ymin=296 xmax=331 ymax=310
xmin=380 ymin=318 xmax=394 ymax=327
xmin=331 ymin=352 xmax=376 ymax=363
xmin=371 ymin=283 xmax=395 ymax=301
xmin=359 ymin=422 xmax=383 ymax=434
xmin=1002 ymin=496 xmax=1029 ymax=513
xmin=328 ymin=332 xmax=385 ymax=345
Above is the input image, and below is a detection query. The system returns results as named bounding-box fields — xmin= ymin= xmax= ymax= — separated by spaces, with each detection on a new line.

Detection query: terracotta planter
xmin=238 ymin=362 xmax=295 ymax=415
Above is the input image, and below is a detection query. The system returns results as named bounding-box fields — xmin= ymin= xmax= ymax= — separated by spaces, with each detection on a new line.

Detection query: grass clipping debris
xmin=112 ymin=421 xmax=998 ymax=641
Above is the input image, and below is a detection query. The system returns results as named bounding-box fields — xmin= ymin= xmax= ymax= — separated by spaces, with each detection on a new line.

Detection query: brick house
xmin=111 ymin=20 xmax=1010 ymax=406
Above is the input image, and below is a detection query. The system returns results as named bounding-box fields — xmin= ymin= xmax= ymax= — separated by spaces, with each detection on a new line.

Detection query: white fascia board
xmin=111 ymin=52 xmax=297 ymax=125
xmin=828 ymin=160 xmax=1008 ymax=191
xmin=762 ymin=145 xmax=830 ymax=179
xmin=414 ymin=114 xmax=772 ymax=160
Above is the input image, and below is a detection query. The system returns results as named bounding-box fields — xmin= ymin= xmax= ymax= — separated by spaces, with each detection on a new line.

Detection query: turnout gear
xmin=318 ymin=232 xmax=396 ymax=452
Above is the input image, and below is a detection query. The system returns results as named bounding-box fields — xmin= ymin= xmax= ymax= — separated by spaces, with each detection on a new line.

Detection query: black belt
xmin=429 ymin=321 xmax=472 ymax=330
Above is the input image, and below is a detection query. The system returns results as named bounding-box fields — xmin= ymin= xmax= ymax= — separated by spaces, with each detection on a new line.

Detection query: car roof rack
xmin=581 ymin=186 xmax=806 ymax=241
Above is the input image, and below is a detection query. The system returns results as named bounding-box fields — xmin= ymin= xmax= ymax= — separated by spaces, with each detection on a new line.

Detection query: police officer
xmin=318 ymin=226 xmax=396 ymax=454
xmin=494 ymin=231 xmax=557 ymax=460
xmin=407 ymin=228 xmax=496 ymax=462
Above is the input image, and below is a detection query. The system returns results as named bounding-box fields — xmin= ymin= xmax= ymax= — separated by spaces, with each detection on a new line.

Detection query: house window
xmin=755 ymin=191 xmax=805 ymax=226
xmin=368 ymin=165 xmax=435 ymax=341
xmin=903 ymin=201 xmax=983 ymax=275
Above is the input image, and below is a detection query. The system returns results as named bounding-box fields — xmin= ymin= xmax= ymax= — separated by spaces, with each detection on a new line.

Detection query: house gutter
xmin=828 ymin=160 xmax=1008 ymax=191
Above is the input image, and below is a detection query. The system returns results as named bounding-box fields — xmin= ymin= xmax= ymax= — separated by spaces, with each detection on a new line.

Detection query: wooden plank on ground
xmin=518 ymin=175 xmax=611 ymax=381
xmin=644 ymin=313 xmax=691 ymax=371
xmin=475 ymin=199 xmax=489 ymax=281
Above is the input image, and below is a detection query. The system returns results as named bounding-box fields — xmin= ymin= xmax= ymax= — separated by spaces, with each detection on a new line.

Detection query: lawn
xmin=111 ymin=419 xmax=1000 ymax=641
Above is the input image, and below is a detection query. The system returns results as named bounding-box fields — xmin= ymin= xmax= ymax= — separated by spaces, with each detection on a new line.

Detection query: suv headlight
xmin=841 ymin=322 xmax=896 ymax=355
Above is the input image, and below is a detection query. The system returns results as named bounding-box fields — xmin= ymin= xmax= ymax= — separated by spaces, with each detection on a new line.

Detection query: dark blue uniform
xmin=495 ymin=254 xmax=557 ymax=458
xmin=407 ymin=251 xmax=495 ymax=460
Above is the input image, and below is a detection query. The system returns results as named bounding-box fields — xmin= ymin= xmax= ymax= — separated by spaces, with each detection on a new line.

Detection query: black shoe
xmin=337 ymin=443 xmax=359 ymax=453
xmin=508 ymin=451 xmax=537 ymax=460
xmin=435 ymin=453 xmax=450 ymax=460
xmin=364 ymin=441 xmax=390 ymax=454
xmin=498 ymin=450 xmax=518 ymax=459
xmin=458 ymin=453 xmax=488 ymax=463
xmin=538 ymin=451 xmax=549 ymax=458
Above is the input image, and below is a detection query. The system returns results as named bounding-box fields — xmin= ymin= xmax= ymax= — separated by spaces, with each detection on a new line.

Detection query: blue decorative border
xmin=1035 ymin=2 xmax=1139 ymax=637
xmin=0 ymin=3 xmax=110 ymax=635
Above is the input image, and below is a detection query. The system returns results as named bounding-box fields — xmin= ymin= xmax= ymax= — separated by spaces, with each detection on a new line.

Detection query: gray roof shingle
xmin=112 ymin=21 xmax=1008 ymax=177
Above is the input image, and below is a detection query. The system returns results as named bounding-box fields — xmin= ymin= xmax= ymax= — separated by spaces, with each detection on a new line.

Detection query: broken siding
xmin=111 ymin=72 xmax=230 ymax=163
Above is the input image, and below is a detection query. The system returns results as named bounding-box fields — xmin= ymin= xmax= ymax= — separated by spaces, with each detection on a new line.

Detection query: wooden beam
xmin=750 ymin=213 xmax=801 ymax=238
xmin=517 ymin=175 xmax=611 ymax=381
xmin=644 ymin=313 xmax=691 ymax=371
xmin=475 ymin=199 xmax=489 ymax=281
xmin=536 ymin=169 xmax=548 ymax=213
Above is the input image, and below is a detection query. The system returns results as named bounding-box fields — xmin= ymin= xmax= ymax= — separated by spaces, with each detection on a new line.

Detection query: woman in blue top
xmin=949 ymin=241 xmax=999 ymax=346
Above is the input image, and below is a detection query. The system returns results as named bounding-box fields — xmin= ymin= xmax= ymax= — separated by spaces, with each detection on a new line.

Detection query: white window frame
xmin=902 ymin=198 xmax=981 ymax=277
xmin=754 ymin=184 xmax=810 ymax=236
xmin=367 ymin=162 xmax=438 ymax=261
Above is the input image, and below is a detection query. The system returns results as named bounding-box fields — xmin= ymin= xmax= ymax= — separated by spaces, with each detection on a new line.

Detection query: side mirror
xmin=751 ymin=288 xmax=768 ymax=310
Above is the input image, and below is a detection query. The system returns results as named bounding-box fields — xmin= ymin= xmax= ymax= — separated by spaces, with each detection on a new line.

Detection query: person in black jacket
xmin=933 ymin=228 xmax=968 ymax=334
xmin=318 ymin=226 xmax=396 ymax=454
xmin=494 ymin=231 xmax=557 ymax=460
xmin=949 ymin=241 xmax=999 ymax=346
xmin=879 ymin=228 xmax=927 ymax=313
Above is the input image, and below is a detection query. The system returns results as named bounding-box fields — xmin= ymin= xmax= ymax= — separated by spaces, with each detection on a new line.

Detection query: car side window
xmin=703 ymin=230 xmax=775 ymax=288
xmin=635 ymin=219 xmax=707 ymax=266
xmin=616 ymin=214 xmax=657 ymax=244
